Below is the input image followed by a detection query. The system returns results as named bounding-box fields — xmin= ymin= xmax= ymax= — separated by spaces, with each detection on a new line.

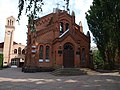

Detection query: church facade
xmin=25 ymin=9 xmax=91 ymax=70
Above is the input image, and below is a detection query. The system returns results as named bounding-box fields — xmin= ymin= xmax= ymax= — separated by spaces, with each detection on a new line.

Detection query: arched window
xmin=60 ymin=22 xmax=64 ymax=35
xmin=18 ymin=47 xmax=21 ymax=55
xmin=81 ymin=48 xmax=85 ymax=64
xmin=66 ymin=23 xmax=69 ymax=30
xmin=10 ymin=19 xmax=11 ymax=26
xmin=12 ymin=21 xmax=13 ymax=25
xmin=39 ymin=45 xmax=43 ymax=59
xmin=22 ymin=49 xmax=25 ymax=54
xmin=46 ymin=46 xmax=50 ymax=59
xmin=8 ymin=20 xmax=9 ymax=25
xmin=14 ymin=49 xmax=17 ymax=54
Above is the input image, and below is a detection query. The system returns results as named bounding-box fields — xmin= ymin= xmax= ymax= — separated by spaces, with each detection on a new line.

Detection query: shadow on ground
xmin=0 ymin=68 xmax=120 ymax=90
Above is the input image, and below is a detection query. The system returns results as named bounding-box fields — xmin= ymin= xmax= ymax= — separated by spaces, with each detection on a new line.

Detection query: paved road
xmin=0 ymin=68 xmax=120 ymax=90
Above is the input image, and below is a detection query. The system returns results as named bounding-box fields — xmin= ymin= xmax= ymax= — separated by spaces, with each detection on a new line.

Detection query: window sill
xmin=45 ymin=59 xmax=50 ymax=62
xmin=39 ymin=59 xmax=43 ymax=63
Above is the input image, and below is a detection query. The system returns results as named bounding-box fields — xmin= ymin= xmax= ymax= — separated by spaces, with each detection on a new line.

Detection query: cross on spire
xmin=56 ymin=3 xmax=60 ymax=9
xmin=63 ymin=6 xmax=65 ymax=10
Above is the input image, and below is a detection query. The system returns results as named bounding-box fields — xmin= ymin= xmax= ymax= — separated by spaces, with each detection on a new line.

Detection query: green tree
xmin=86 ymin=0 xmax=120 ymax=69
xmin=0 ymin=54 xmax=3 ymax=69
xmin=92 ymin=50 xmax=104 ymax=69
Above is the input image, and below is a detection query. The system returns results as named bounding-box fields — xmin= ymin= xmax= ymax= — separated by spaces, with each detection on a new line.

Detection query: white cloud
xmin=73 ymin=0 xmax=95 ymax=46
xmin=0 ymin=0 xmax=27 ymax=45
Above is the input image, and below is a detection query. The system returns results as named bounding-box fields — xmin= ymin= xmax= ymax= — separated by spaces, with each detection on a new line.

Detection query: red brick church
xmin=24 ymin=9 xmax=91 ymax=71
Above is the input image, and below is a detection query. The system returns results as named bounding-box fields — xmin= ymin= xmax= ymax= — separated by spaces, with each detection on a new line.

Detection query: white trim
xmin=31 ymin=50 xmax=36 ymax=53
xmin=11 ymin=65 xmax=17 ymax=68
xmin=59 ymin=29 xmax=69 ymax=38
xmin=32 ymin=46 xmax=36 ymax=48
xmin=39 ymin=59 xmax=43 ymax=62
xmin=45 ymin=59 xmax=50 ymax=62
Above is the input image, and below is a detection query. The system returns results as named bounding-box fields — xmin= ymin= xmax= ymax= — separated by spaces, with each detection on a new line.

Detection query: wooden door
xmin=63 ymin=43 xmax=74 ymax=68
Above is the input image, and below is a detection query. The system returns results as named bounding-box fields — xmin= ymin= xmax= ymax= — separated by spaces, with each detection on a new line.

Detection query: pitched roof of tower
xmin=7 ymin=16 xmax=15 ymax=20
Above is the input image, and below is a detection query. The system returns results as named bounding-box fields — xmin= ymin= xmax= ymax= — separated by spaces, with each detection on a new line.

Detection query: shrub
xmin=0 ymin=54 xmax=3 ymax=69
xmin=92 ymin=50 xmax=104 ymax=69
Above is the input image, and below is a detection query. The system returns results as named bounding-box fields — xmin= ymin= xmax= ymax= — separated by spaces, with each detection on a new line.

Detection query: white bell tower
xmin=3 ymin=16 xmax=15 ymax=67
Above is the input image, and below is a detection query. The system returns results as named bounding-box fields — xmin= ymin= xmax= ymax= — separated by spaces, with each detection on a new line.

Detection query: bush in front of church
xmin=0 ymin=54 xmax=3 ymax=69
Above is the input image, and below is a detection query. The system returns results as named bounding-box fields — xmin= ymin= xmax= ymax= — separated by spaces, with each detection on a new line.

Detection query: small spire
xmin=79 ymin=21 xmax=82 ymax=26
xmin=72 ymin=11 xmax=75 ymax=16
xmin=87 ymin=31 xmax=90 ymax=37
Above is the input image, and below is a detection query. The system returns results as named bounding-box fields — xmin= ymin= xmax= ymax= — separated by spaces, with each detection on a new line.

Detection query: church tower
xmin=3 ymin=16 xmax=15 ymax=66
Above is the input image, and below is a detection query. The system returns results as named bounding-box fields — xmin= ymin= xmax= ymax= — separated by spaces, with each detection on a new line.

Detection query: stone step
xmin=51 ymin=68 xmax=87 ymax=76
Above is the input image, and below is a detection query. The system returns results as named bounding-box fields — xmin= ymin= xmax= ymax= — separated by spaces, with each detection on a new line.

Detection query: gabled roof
xmin=53 ymin=31 xmax=77 ymax=44
xmin=35 ymin=9 xmax=72 ymax=28
xmin=53 ymin=30 xmax=89 ymax=45
xmin=35 ymin=13 xmax=54 ymax=26
xmin=35 ymin=13 xmax=54 ymax=22
xmin=7 ymin=16 xmax=15 ymax=20
xmin=13 ymin=41 xmax=18 ymax=45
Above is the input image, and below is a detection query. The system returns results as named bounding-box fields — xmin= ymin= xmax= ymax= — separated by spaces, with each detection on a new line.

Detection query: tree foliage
xmin=92 ymin=50 xmax=104 ymax=69
xmin=0 ymin=54 xmax=3 ymax=68
xmin=86 ymin=0 xmax=120 ymax=69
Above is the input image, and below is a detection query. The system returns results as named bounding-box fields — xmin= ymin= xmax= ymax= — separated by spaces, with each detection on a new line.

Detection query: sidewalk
xmin=80 ymin=68 xmax=120 ymax=76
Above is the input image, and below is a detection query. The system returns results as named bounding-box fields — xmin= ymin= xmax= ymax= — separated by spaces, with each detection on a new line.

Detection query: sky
xmin=0 ymin=0 xmax=96 ymax=46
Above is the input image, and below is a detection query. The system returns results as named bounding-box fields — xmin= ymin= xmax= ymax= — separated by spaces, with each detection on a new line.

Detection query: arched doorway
xmin=63 ymin=43 xmax=74 ymax=68
xmin=11 ymin=58 xmax=24 ymax=67
xmin=11 ymin=58 xmax=20 ymax=67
